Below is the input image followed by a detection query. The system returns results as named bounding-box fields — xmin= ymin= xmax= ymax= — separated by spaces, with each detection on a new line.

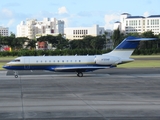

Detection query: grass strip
xmin=0 ymin=56 xmax=17 ymax=61
xmin=118 ymin=60 xmax=160 ymax=68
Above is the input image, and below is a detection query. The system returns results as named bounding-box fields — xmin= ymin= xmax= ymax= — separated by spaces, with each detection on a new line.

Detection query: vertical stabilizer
xmin=105 ymin=36 xmax=157 ymax=59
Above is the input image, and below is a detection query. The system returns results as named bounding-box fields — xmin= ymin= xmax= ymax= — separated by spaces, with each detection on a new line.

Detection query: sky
xmin=0 ymin=0 xmax=160 ymax=34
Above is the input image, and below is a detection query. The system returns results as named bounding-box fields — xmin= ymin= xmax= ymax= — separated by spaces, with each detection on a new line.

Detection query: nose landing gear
xmin=14 ymin=71 xmax=18 ymax=78
xmin=15 ymin=75 xmax=18 ymax=78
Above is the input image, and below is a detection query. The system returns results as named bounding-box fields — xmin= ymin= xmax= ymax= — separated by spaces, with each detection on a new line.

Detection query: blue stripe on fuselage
xmin=3 ymin=64 xmax=113 ymax=71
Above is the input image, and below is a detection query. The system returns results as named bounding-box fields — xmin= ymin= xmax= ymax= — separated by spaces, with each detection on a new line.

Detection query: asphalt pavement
xmin=0 ymin=68 xmax=160 ymax=120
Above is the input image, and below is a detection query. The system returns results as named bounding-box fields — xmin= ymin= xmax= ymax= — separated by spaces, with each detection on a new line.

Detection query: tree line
xmin=0 ymin=30 xmax=160 ymax=56
xmin=0 ymin=33 xmax=106 ymax=51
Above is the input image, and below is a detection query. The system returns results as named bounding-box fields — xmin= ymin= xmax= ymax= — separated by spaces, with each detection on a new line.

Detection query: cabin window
xmin=36 ymin=60 xmax=38 ymax=63
xmin=41 ymin=61 xmax=43 ymax=62
xmin=70 ymin=60 xmax=72 ymax=62
xmin=62 ymin=60 xmax=64 ymax=62
xmin=79 ymin=60 xmax=81 ymax=62
xmin=49 ymin=60 xmax=51 ymax=62
xmin=12 ymin=59 xmax=20 ymax=62
xmin=75 ymin=60 xmax=77 ymax=62
xmin=58 ymin=60 xmax=59 ymax=62
xmin=15 ymin=59 xmax=20 ymax=62
xmin=53 ymin=60 xmax=55 ymax=62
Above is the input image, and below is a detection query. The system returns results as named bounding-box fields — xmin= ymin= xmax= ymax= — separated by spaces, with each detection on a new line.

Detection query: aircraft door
xmin=24 ymin=58 xmax=30 ymax=69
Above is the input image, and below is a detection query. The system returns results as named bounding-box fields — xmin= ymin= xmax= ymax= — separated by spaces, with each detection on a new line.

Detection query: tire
xmin=77 ymin=72 xmax=83 ymax=77
xmin=15 ymin=75 xmax=18 ymax=78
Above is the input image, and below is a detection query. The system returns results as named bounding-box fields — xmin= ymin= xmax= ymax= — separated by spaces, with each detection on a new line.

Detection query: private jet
xmin=3 ymin=36 xmax=157 ymax=78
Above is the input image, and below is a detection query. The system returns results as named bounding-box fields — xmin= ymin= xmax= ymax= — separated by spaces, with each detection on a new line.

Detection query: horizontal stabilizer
xmin=126 ymin=37 xmax=157 ymax=41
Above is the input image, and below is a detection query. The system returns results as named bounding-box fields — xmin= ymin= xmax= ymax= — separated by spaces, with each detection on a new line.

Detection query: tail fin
xmin=105 ymin=36 xmax=157 ymax=59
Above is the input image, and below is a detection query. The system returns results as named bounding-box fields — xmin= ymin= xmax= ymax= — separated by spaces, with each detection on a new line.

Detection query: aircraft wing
xmin=54 ymin=66 xmax=110 ymax=72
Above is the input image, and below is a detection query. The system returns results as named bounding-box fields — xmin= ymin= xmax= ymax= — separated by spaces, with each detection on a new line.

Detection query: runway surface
xmin=0 ymin=68 xmax=160 ymax=120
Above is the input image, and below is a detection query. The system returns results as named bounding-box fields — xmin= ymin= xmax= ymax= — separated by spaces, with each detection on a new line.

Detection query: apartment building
xmin=114 ymin=13 xmax=160 ymax=35
xmin=64 ymin=25 xmax=105 ymax=40
xmin=17 ymin=18 xmax=64 ymax=39
xmin=0 ymin=26 xmax=9 ymax=36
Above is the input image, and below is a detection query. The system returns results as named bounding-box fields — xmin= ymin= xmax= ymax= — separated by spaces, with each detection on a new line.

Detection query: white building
xmin=17 ymin=18 xmax=64 ymax=39
xmin=114 ymin=13 xmax=160 ymax=35
xmin=0 ymin=26 xmax=9 ymax=36
xmin=105 ymin=29 xmax=114 ymax=49
xmin=64 ymin=25 xmax=105 ymax=40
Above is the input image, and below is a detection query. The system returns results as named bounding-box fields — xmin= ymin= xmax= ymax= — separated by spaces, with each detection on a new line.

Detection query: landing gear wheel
xmin=15 ymin=75 xmax=18 ymax=78
xmin=14 ymin=71 xmax=18 ymax=78
xmin=77 ymin=72 xmax=83 ymax=77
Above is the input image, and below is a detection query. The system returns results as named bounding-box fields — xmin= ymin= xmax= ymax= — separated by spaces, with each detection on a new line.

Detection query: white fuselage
xmin=4 ymin=55 xmax=123 ymax=71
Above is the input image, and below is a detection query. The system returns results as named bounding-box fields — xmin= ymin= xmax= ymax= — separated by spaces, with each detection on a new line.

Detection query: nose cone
xmin=3 ymin=65 xmax=7 ymax=69
xmin=3 ymin=64 xmax=10 ymax=70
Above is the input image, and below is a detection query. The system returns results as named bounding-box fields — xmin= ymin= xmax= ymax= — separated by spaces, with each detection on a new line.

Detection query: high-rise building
xmin=114 ymin=13 xmax=160 ymax=35
xmin=64 ymin=25 xmax=105 ymax=40
xmin=0 ymin=26 xmax=9 ymax=36
xmin=17 ymin=18 xmax=64 ymax=39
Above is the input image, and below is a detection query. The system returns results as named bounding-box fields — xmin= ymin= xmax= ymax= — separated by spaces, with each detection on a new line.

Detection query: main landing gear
xmin=77 ymin=72 xmax=83 ymax=77
xmin=14 ymin=71 xmax=18 ymax=78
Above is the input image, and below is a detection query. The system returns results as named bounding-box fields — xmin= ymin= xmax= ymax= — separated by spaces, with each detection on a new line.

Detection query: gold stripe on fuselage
xmin=7 ymin=62 xmax=96 ymax=66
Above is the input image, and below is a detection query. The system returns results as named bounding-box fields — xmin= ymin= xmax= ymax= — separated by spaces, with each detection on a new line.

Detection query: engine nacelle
xmin=95 ymin=55 xmax=120 ymax=65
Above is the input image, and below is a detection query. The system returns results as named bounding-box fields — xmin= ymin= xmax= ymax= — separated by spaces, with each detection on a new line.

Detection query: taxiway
xmin=0 ymin=68 xmax=160 ymax=120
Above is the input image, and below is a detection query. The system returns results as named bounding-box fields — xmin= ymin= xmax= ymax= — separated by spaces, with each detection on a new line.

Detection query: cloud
xmin=1 ymin=8 xmax=13 ymax=18
xmin=104 ymin=13 xmax=120 ymax=29
xmin=58 ymin=6 xmax=68 ymax=14
xmin=7 ymin=19 xmax=15 ymax=27
xmin=143 ymin=11 xmax=150 ymax=17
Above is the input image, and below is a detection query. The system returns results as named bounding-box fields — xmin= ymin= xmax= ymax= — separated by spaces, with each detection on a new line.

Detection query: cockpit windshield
xmin=11 ymin=59 xmax=20 ymax=62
